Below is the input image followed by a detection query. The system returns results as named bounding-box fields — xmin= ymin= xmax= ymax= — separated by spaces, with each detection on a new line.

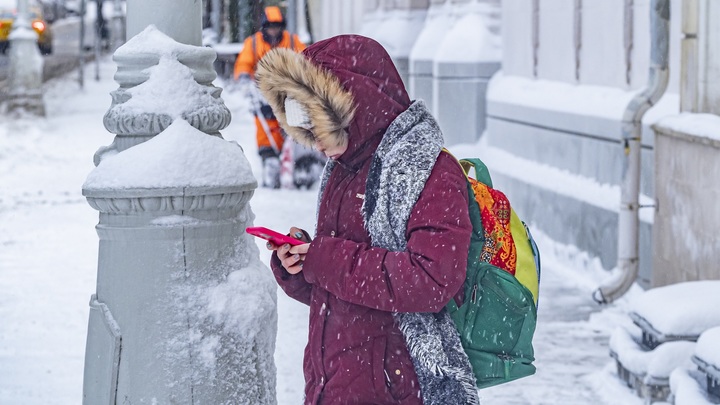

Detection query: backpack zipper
xmin=498 ymin=353 xmax=514 ymax=376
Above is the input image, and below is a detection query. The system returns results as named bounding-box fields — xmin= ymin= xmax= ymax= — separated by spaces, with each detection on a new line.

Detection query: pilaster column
xmin=432 ymin=0 xmax=502 ymax=145
xmin=681 ymin=0 xmax=720 ymax=114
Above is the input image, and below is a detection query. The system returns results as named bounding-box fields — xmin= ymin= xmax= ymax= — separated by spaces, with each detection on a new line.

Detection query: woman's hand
xmin=277 ymin=242 xmax=310 ymax=274
xmin=267 ymin=227 xmax=311 ymax=274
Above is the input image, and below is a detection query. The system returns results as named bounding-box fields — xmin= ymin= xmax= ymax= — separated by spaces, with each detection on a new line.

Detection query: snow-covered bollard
xmin=81 ymin=26 xmax=277 ymax=405
xmin=6 ymin=0 xmax=45 ymax=116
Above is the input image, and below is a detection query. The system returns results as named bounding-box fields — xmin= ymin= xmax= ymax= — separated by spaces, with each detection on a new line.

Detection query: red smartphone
xmin=246 ymin=226 xmax=305 ymax=246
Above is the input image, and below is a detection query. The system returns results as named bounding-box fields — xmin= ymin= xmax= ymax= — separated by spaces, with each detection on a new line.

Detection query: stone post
xmin=81 ymin=2 xmax=277 ymax=404
xmin=6 ymin=0 xmax=45 ymax=116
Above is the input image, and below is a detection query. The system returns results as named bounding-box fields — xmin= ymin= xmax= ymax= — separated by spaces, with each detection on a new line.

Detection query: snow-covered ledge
xmin=81 ymin=24 xmax=276 ymax=405
xmin=609 ymin=281 xmax=720 ymax=404
xmin=692 ymin=327 xmax=720 ymax=401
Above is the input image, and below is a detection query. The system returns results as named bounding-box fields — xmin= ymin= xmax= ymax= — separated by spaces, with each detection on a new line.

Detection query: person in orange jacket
xmin=234 ymin=6 xmax=306 ymax=188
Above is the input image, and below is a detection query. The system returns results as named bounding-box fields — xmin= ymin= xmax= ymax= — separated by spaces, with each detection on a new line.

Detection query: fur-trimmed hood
xmin=256 ymin=35 xmax=411 ymax=168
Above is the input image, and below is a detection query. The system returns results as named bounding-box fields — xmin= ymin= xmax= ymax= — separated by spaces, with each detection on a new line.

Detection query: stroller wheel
xmin=293 ymin=156 xmax=323 ymax=189
xmin=262 ymin=157 xmax=281 ymax=189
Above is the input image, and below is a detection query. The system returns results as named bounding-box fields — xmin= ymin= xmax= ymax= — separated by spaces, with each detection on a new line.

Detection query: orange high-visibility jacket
xmin=234 ymin=31 xmax=306 ymax=80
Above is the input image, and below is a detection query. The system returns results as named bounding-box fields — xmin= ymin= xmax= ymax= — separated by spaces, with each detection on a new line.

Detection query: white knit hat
xmin=284 ymin=97 xmax=312 ymax=130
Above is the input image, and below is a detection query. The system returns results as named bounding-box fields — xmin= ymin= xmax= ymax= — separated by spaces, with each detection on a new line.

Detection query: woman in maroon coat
xmin=257 ymin=35 xmax=479 ymax=405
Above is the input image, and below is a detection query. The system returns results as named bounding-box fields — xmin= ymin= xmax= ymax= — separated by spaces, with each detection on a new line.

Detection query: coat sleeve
xmin=301 ymin=155 xmax=472 ymax=313
xmin=233 ymin=35 xmax=257 ymax=80
xmin=270 ymin=252 xmax=312 ymax=306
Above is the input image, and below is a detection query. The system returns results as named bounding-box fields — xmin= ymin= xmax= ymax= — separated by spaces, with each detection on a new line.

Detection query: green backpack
xmin=445 ymin=155 xmax=541 ymax=389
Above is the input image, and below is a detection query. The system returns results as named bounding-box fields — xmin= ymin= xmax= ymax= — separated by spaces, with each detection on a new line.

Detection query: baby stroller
xmin=279 ymin=137 xmax=326 ymax=189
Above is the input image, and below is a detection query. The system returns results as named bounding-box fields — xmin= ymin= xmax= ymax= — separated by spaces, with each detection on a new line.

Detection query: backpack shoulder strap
xmin=459 ymin=158 xmax=493 ymax=188
xmin=441 ymin=149 xmax=493 ymax=187
xmin=290 ymin=33 xmax=296 ymax=51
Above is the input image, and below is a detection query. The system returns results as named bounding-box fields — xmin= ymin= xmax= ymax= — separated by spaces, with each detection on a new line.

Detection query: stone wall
xmin=653 ymin=116 xmax=720 ymax=286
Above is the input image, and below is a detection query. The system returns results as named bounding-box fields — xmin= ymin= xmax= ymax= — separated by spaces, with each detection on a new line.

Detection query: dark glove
xmin=260 ymin=103 xmax=276 ymax=120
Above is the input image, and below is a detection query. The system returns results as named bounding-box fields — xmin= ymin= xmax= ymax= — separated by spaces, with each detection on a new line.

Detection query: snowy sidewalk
xmin=0 ymin=59 xmax=643 ymax=404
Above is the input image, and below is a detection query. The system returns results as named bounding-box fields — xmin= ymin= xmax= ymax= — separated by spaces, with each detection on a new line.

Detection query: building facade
xmin=306 ymin=0 xmax=719 ymax=288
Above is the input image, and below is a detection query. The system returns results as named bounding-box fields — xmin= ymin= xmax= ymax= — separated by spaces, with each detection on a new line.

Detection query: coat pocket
xmin=382 ymin=331 xmax=416 ymax=402
xmin=372 ymin=335 xmax=415 ymax=403
xmin=371 ymin=336 xmax=391 ymax=400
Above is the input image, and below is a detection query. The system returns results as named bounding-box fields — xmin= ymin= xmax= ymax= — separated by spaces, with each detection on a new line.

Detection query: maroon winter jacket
xmin=261 ymin=35 xmax=472 ymax=405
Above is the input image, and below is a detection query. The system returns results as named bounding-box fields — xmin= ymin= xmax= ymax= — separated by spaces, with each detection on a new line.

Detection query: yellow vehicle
xmin=0 ymin=7 xmax=53 ymax=55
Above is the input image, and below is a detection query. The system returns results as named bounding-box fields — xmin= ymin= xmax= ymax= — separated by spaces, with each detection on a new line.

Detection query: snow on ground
xmin=0 ymin=57 xmax=654 ymax=404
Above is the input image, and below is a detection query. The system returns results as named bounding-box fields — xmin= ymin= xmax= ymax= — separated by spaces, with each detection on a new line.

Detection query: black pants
xmin=258 ymin=146 xmax=280 ymax=161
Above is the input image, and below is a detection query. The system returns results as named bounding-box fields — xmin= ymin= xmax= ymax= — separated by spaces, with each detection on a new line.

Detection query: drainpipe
xmin=593 ymin=0 xmax=670 ymax=304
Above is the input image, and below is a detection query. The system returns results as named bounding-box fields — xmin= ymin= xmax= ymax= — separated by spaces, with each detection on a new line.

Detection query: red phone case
xmin=246 ymin=227 xmax=305 ymax=246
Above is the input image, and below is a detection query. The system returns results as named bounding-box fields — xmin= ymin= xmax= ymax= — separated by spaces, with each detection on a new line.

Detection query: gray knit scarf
xmin=317 ymin=101 xmax=480 ymax=405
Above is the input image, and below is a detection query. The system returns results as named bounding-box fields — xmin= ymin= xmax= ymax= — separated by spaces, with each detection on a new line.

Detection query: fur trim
xmin=256 ymin=48 xmax=355 ymax=148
